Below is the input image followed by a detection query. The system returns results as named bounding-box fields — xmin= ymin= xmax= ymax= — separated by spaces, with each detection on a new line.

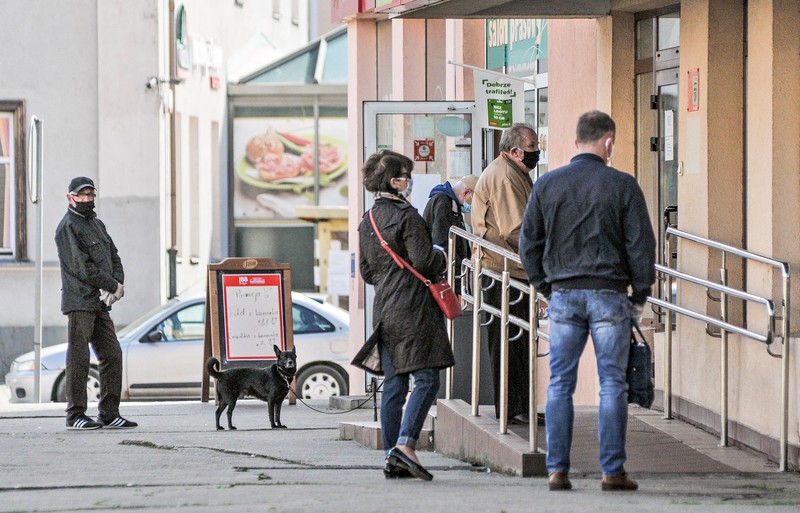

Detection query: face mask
xmin=397 ymin=176 xmax=413 ymax=199
xmin=521 ymin=149 xmax=541 ymax=169
xmin=461 ymin=203 xmax=472 ymax=214
xmin=73 ymin=200 xmax=96 ymax=216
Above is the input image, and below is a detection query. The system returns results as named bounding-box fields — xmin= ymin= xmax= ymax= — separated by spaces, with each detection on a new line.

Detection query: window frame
xmin=0 ymin=100 xmax=26 ymax=261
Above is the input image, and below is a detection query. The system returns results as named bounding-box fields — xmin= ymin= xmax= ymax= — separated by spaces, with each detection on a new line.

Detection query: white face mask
xmin=395 ymin=176 xmax=413 ymax=199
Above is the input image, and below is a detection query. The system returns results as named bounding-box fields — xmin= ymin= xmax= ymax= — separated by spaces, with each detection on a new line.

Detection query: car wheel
xmin=55 ymin=368 xmax=101 ymax=403
xmin=296 ymin=364 xmax=348 ymax=399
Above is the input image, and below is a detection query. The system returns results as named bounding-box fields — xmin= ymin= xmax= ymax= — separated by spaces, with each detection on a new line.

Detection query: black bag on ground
xmin=627 ymin=324 xmax=654 ymax=408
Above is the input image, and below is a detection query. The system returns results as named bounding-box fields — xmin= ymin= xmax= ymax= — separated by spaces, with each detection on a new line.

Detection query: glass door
xmin=363 ymin=101 xmax=478 ymax=212
xmin=362 ymin=101 xmax=478 ymax=338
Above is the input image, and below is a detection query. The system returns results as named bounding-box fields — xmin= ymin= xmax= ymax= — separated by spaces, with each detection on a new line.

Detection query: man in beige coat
xmin=472 ymin=123 xmax=539 ymax=423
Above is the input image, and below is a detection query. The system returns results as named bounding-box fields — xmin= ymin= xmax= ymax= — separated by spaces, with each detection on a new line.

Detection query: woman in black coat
xmin=356 ymin=149 xmax=455 ymax=481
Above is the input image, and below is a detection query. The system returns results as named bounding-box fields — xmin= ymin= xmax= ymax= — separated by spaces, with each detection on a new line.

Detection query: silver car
xmin=4 ymin=292 xmax=351 ymax=403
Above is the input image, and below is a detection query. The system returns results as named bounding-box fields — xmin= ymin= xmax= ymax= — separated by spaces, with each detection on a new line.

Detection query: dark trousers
xmin=483 ymin=276 xmax=530 ymax=420
xmin=65 ymin=310 xmax=122 ymax=422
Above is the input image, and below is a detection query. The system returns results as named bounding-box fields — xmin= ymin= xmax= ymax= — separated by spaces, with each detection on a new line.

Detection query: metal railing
xmin=651 ymin=226 xmax=791 ymax=471
xmin=444 ymin=227 xmax=548 ymax=452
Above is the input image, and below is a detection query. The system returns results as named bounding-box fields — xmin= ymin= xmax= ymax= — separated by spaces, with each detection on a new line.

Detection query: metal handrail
xmin=445 ymin=226 xmax=547 ymax=453
xmin=654 ymin=226 xmax=791 ymax=471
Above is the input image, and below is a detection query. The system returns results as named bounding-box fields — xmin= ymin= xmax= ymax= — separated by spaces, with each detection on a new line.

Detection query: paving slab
xmin=1 ymin=399 xmax=798 ymax=513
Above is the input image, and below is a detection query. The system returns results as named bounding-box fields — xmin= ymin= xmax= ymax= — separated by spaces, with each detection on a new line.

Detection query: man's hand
xmin=113 ymin=282 xmax=125 ymax=301
xmin=102 ymin=291 xmax=117 ymax=307
xmin=630 ymin=301 xmax=644 ymax=326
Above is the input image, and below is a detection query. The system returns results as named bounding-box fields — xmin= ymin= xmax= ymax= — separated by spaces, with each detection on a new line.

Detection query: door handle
xmin=650 ymin=137 xmax=659 ymax=152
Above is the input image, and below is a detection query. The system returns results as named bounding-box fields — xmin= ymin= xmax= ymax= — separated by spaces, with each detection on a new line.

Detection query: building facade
xmin=338 ymin=0 xmax=799 ymax=469
xmin=0 ymin=0 xmax=322 ymax=378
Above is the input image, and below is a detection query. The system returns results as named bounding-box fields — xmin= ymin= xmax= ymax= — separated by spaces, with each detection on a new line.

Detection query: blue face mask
xmin=461 ymin=203 xmax=471 ymax=214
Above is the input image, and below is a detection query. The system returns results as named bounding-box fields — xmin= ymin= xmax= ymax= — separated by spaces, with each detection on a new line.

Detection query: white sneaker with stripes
xmin=98 ymin=415 xmax=138 ymax=429
xmin=67 ymin=415 xmax=103 ymax=430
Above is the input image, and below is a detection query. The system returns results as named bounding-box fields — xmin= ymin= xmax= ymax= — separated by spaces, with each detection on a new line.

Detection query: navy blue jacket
xmin=519 ymin=153 xmax=655 ymax=304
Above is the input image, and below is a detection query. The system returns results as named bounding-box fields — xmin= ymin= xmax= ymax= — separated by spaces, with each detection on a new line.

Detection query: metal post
xmin=471 ymin=248 xmax=483 ymax=417
xmin=529 ymin=285 xmax=538 ymax=453
xmin=719 ymin=255 xmax=728 ymax=447
xmin=498 ymin=269 xmax=510 ymax=435
xmin=445 ymin=234 xmax=457 ymax=400
xmin=779 ymin=267 xmax=790 ymax=471
xmin=27 ymin=116 xmax=43 ymax=403
xmin=663 ymin=232 xmax=673 ymax=420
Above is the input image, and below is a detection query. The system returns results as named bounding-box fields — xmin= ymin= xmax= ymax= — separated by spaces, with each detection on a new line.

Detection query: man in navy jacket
xmin=519 ymin=111 xmax=655 ymax=492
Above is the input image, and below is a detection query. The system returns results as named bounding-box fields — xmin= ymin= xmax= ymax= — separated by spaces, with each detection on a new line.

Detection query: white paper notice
xmin=664 ymin=110 xmax=674 ymax=162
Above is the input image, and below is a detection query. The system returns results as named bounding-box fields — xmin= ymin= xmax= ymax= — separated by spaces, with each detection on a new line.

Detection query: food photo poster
xmin=233 ymin=117 xmax=349 ymax=219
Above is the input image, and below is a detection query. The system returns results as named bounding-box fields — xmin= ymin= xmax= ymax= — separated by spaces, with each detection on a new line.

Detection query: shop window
xmin=0 ymin=103 xmax=25 ymax=261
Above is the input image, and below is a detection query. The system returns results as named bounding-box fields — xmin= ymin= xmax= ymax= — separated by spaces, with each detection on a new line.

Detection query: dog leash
xmin=282 ymin=374 xmax=384 ymax=415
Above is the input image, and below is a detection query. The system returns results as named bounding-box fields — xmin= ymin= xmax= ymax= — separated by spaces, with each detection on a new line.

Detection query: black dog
xmin=206 ymin=345 xmax=297 ymax=430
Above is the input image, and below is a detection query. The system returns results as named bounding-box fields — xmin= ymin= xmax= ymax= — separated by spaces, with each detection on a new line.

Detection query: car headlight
xmin=10 ymin=359 xmax=35 ymax=373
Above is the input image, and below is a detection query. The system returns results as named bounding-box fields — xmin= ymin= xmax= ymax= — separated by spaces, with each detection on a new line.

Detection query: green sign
xmin=487 ymin=99 xmax=513 ymax=128
xmin=486 ymin=19 xmax=548 ymax=76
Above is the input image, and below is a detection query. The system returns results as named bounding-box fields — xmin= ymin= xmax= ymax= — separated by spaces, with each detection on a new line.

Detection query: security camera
xmin=146 ymin=76 xmax=159 ymax=89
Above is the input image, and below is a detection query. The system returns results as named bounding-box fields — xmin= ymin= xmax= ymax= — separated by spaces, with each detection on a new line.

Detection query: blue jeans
xmin=545 ymin=289 xmax=632 ymax=476
xmin=380 ymin=344 xmax=440 ymax=456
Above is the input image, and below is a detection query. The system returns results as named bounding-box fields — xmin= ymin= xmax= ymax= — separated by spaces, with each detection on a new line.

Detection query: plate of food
xmin=237 ymin=130 xmax=348 ymax=195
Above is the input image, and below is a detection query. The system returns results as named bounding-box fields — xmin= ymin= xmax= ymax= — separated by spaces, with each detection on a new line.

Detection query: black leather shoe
xmin=383 ymin=460 xmax=413 ymax=479
xmin=386 ymin=447 xmax=433 ymax=481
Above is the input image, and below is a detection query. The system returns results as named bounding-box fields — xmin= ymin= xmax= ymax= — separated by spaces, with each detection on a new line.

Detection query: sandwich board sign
xmin=201 ymin=258 xmax=295 ymax=403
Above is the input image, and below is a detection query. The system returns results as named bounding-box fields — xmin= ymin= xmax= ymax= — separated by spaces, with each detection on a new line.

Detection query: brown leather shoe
xmin=601 ymin=473 xmax=638 ymax=491
xmin=548 ymin=472 xmax=572 ymax=491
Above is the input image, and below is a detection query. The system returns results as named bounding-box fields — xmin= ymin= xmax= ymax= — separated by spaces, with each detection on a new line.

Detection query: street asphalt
xmin=1 ymin=390 xmax=799 ymax=513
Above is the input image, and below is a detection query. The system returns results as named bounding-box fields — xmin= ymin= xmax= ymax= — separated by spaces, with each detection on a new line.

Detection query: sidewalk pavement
xmin=1 ymin=396 xmax=799 ymax=513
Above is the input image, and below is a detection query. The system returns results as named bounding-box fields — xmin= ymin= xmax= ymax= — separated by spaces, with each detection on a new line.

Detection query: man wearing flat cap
xmin=55 ymin=176 xmax=137 ymax=430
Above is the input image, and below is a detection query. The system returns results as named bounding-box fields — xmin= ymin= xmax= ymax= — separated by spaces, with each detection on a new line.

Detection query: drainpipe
xmin=167 ymin=0 xmax=178 ymax=298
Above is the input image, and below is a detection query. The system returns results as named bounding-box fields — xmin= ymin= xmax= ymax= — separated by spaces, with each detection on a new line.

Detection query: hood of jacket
xmin=428 ymin=181 xmax=460 ymax=205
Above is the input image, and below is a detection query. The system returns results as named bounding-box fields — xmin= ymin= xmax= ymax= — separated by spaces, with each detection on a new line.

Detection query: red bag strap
xmin=368 ymin=209 xmax=431 ymax=286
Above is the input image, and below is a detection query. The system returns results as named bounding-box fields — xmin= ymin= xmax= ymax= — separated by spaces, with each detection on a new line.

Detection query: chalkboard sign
xmin=201 ymin=258 xmax=294 ymax=402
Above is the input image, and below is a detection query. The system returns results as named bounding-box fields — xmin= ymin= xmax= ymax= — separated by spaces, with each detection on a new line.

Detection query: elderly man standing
xmin=519 ymin=111 xmax=655 ymax=492
xmin=471 ymin=123 xmax=539 ymax=424
xmin=55 ymin=176 xmax=137 ymax=430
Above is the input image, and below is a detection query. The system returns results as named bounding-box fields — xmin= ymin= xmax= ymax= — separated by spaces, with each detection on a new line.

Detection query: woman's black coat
xmin=358 ymin=195 xmax=455 ymax=375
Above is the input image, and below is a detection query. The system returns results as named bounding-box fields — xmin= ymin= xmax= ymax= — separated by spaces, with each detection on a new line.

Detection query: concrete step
xmin=339 ymin=405 xmax=436 ymax=451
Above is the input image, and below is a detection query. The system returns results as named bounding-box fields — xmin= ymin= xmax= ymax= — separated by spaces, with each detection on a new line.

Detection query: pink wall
xmin=548 ymin=19 xmax=598 ymax=169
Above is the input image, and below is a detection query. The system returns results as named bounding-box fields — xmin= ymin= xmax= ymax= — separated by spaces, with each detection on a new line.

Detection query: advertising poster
xmin=233 ymin=117 xmax=349 ymax=219
xmin=473 ymin=69 xmax=526 ymax=131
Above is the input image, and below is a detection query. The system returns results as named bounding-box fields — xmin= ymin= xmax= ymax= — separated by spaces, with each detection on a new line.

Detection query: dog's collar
xmin=277 ymin=366 xmax=295 ymax=384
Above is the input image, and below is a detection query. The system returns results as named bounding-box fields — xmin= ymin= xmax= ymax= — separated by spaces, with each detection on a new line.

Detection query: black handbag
xmin=627 ymin=323 xmax=654 ymax=408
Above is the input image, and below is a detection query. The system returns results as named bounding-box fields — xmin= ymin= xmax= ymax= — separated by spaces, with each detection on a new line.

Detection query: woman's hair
xmin=499 ymin=123 xmax=536 ymax=152
xmin=576 ymin=110 xmax=616 ymax=143
xmin=362 ymin=149 xmax=414 ymax=193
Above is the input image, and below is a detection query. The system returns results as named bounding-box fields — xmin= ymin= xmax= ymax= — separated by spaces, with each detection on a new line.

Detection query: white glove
xmin=102 ymin=290 xmax=117 ymax=306
xmin=630 ymin=302 xmax=644 ymax=326
xmin=113 ymin=282 xmax=125 ymax=301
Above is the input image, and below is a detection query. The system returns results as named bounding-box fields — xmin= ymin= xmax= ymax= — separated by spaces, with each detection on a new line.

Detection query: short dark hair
xmin=362 ymin=150 xmax=414 ymax=193
xmin=576 ymin=111 xmax=616 ymax=143
xmin=499 ymin=123 xmax=536 ymax=152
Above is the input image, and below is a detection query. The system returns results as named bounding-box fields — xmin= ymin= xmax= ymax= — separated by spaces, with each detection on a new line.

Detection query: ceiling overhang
xmin=388 ymin=0 xmax=612 ymax=19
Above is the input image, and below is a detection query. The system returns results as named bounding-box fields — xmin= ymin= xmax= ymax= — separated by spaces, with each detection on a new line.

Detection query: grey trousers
xmin=65 ymin=310 xmax=122 ymax=422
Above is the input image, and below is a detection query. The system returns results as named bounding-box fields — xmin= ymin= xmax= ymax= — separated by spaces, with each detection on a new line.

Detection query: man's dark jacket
xmin=519 ymin=153 xmax=655 ymax=304
xmin=55 ymin=208 xmax=124 ymax=314
xmin=422 ymin=182 xmax=470 ymax=288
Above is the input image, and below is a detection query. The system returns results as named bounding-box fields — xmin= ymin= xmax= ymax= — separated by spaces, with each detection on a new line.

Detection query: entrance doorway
xmin=636 ymin=9 xmax=680 ymax=326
